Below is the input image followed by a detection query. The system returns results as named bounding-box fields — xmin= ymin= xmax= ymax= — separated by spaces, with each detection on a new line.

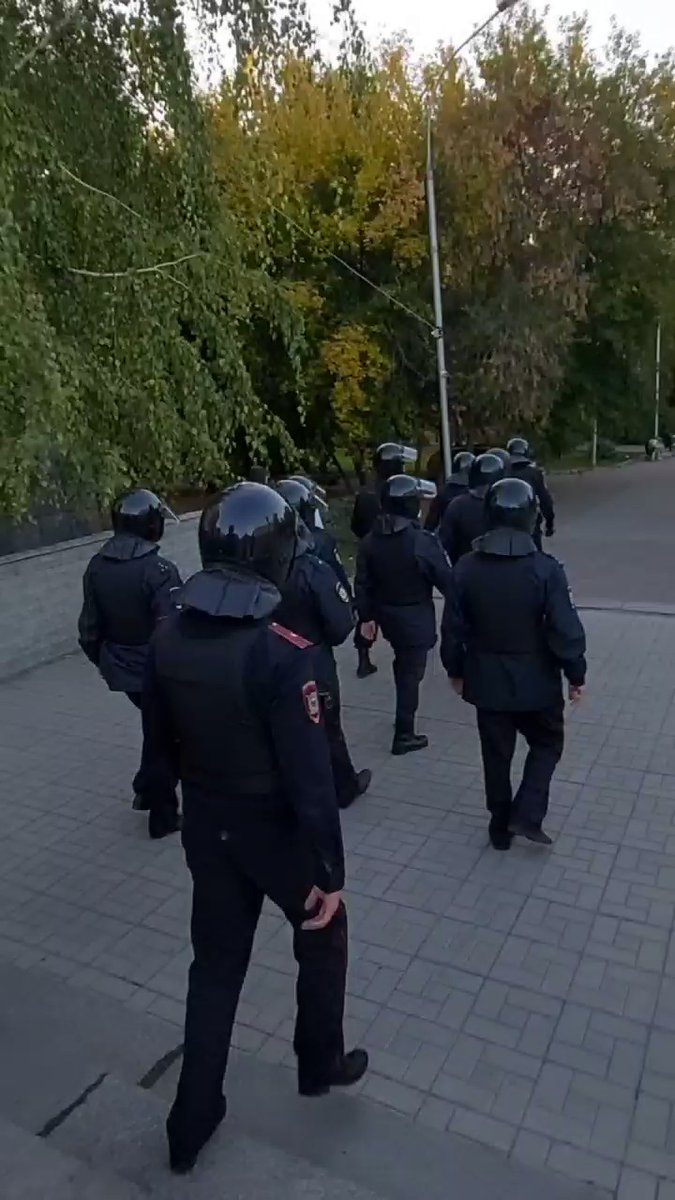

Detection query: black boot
xmin=357 ymin=651 xmax=377 ymax=679
xmin=391 ymin=731 xmax=428 ymax=756
xmin=167 ymin=1095 xmax=227 ymax=1175
xmin=509 ymin=821 xmax=553 ymax=846
xmin=338 ymin=768 xmax=372 ymax=811
xmin=298 ymin=1049 xmax=369 ymax=1098
xmin=488 ymin=819 xmax=512 ymax=852
xmin=132 ymin=792 xmax=150 ymax=811
xmin=148 ymin=808 xmax=182 ymax=840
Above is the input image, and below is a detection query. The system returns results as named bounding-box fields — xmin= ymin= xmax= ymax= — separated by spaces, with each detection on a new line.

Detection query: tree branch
xmin=66 ymin=253 xmax=204 ymax=280
xmin=10 ymin=5 xmax=82 ymax=77
xmin=59 ymin=163 xmax=147 ymax=225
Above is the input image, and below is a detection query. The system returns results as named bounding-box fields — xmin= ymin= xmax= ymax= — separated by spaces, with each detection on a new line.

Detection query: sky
xmin=306 ymin=0 xmax=674 ymax=61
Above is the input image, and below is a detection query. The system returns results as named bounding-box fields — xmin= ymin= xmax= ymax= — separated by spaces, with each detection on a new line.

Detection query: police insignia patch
xmin=336 ymin=583 xmax=350 ymax=603
xmin=302 ymin=681 xmax=321 ymax=724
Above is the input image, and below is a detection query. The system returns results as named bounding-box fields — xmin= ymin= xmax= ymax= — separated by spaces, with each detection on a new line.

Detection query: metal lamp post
xmin=426 ymin=0 xmax=520 ymax=479
xmin=654 ymin=318 xmax=662 ymax=441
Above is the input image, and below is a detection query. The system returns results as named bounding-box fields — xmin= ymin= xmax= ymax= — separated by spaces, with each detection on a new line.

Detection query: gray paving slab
xmin=0 ymin=958 xmax=176 ymax=1132
xmin=0 ymin=1113 xmax=142 ymax=1200
xmin=4 ymin=579 xmax=675 ymax=1191
xmin=52 ymin=1074 xmax=606 ymax=1200
xmin=50 ymin=1075 xmax=389 ymax=1200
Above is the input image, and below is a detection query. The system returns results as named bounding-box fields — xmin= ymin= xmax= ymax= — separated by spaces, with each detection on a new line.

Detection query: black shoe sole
xmin=168 ymin=1098 xmax=226 ymax=1174
xmin=489 ymin=835 xmax=512 ymax=851
xmin=391 ymin=740 xmax=428 ymax=756
xmin=509 ymin=825 xmax=552 ymax=846
xmin=299 ymin=1050 xmax=369 ymax=1097
xmin=149 ymin=815 xmax=183 ymax=840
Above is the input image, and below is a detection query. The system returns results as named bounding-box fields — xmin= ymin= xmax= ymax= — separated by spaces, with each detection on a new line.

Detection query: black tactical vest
xmin=153 ymin=614 xmax=281 ymax=803
xmin=366 ymin=525 xmax=430 ymax=607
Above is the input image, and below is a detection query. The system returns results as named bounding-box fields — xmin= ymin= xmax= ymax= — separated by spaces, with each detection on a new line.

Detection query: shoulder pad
xmin=270 ymin=622 xmax=314 ymax=649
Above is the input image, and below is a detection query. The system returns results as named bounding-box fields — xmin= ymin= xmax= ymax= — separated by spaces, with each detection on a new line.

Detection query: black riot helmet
xmin=486 ymin=478 xmax=537 ymax=533
xmin=381 ymin=474 xmax=437 ymax=524
xmin=276 ymin=478 xmax=325 ymax=532
xmin=468 ymin=453 xmax=506 ymax=498
xmin=489 ymin=447 xmax=512 ymax=472
xmin=452 ymin=450 xmax=475 ymax=478
xmin=287 ymin=474 xmax=327 ymax=501
xmin=373 ymin=442 xmax=418 ymax=482
xmin=111 ymin=488 xmax=177 ymax=543
xmin=198 ymin=482 xmax=298 ymax=587
xmin=506 ymin=437 xmax=532 ymax=465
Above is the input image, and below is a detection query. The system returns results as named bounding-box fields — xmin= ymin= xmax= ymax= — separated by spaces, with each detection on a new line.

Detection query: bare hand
xmin=302 ymin=886 xmax=343 ymax=931
xmin=360 ymin=621 xmax=378 ymax=644
xmin=450 ymin=678 xmax=464 ymax=697
xmin=568 ymin=684 xmax=584 ymax=704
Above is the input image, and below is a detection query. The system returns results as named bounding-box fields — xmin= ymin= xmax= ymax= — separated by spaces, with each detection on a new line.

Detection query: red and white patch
xmin=270 ymin=621 xmax=313 ymax=649
xmin=302 ymin=681 xmax=321 ymax=724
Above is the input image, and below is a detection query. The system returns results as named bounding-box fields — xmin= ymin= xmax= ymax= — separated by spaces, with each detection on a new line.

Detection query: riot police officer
xmin=275 ymin=480 xmax=371 ymax=809
xmin=77 ymin=488 xmax=181 ymax=838
xmin=355 ymin=475 xmax=452 ymax=755
xmin=440 ymin=478 xmax=586 ymax=850
xmin=424 ymin=450 xmax=475 ymax=532
xmin=140 ymin=483 xmax=368 ymax=1174
xmin=285 ymin=476 xmax=350 ymax=593
xmin=506 ymin=438 xmax=555 ymax=550
xmin=351 ymin=443 xmax=418 ymax=677
xmin=439 ymin=452 xmax=505 ymax=564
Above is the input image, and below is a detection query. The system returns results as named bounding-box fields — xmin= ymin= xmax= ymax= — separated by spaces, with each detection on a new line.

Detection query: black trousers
xmin=354 ymin=625 xmax=372 ymax=655
xmin=126 ymin=692 xmax=178 ymax=825
xmin=392 ymin=648 xmax=428 ymax=734
xmin=476 ymin=706 xmax=564 ymax=832
xmin=168 ymin=819 xmax=347 ymax=1156
xmin=320 ymin=683 xmax=359 ymax=807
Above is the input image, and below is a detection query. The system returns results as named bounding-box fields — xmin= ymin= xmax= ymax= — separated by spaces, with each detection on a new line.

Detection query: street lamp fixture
xmin=427 ymin=0 xmax=520 ymax=479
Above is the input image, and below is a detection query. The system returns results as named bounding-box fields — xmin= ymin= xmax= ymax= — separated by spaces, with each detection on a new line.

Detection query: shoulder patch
xmin=270 ymin=621 xmax=314 ymax=649
xmin=336 ymin=582 xmax=350 ymax=603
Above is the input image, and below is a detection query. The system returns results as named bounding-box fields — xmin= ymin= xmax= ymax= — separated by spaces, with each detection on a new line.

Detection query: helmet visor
xmin=416 ymin=479 xmax=437 ymax=499
xmin=160 ymin=500 xmax=179 ymax=525
xmin=400 ymin=445 xmax=418 ymax=464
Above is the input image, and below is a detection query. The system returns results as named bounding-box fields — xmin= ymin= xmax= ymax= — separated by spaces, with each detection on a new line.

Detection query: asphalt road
xmin=550 ymin=456 xmax=675 ymax=608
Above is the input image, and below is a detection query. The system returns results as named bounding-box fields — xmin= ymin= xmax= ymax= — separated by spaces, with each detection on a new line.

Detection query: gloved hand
xmin=545 ymin=525 xmax=555 ymax=538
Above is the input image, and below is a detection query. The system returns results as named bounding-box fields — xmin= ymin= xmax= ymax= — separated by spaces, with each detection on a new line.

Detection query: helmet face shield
xmin=399 ymin=445 xmax=418 ymax=464
xmin=416 ymin=479 xmax=437 ymax=500
xmin=288 ymin=474 xmax=327 ymax=502
xmin=159 ymin=500 xmax=179 ymax=524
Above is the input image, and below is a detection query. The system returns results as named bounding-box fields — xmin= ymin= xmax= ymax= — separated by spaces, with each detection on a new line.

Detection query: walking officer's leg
xmin=167 ymin=823 xmax=263 ymax=1171
xmin=320 ymin=682 xmax=371 ymax=810
xmin=391 ymin=648 xmax=429 ymax=755
xmin=133 ymin=690 xmax=180 ymax=838
xmin=127 ymin=691 xmax=150 ymax=809
xmin=236 ymin=826 xmax=365 ymax=1096
xmin=354 ymin=624 xmax=377 ymax=678
xmin=476 ymin=710 xmax=517 ymax=850
xmin=511 ymin=706 xmax=564 ymax=844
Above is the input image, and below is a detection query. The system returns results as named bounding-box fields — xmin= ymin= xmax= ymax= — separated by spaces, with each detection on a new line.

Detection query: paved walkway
xmin=551 ymin=455 xmax=675 ymax=608
xmin=2 ymin=598 xmax=675 ymax=1197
